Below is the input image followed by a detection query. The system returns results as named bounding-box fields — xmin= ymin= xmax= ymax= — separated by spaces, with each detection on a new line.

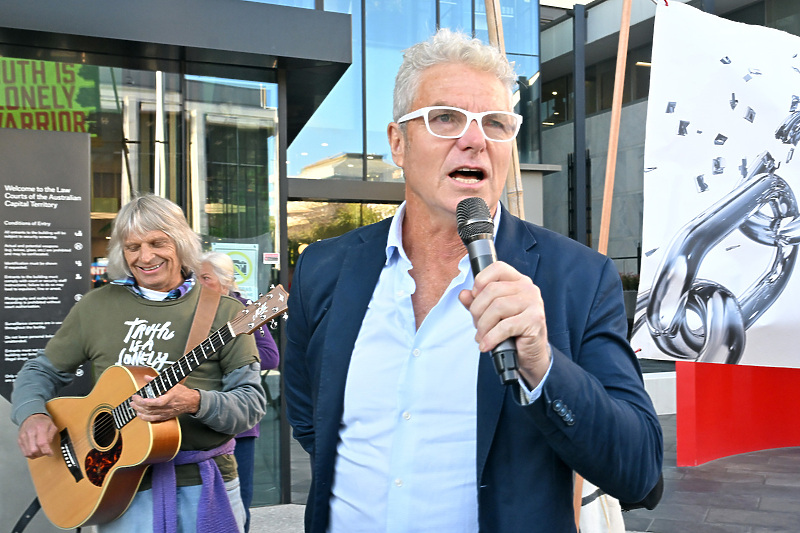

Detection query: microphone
xmin=456 ymin=197 xmax=520 ymax=385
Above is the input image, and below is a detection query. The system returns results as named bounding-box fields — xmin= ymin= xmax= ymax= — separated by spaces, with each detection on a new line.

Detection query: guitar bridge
xmin=59 ymin=428 xmax=83 ymax=483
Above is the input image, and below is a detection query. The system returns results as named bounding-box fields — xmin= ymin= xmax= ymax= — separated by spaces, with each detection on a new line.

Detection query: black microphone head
xmin=456 ymin=197 xmax=494 ymax=244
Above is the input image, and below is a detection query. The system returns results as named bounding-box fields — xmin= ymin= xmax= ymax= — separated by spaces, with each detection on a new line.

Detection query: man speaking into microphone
xmin=283 ymin=28 xmax=662 ymax=533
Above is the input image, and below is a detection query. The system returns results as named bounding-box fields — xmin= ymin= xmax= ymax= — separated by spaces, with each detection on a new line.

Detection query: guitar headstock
xmin=230 ymin=284 xmax=289 ymax=336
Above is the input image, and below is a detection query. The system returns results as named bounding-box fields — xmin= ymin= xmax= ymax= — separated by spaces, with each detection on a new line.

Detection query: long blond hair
xmin=106 ymin=194 xmax=201 ymax=280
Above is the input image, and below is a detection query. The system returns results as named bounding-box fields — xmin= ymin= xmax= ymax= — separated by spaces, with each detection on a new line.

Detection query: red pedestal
xmin=676 ymin=360 xmax=800 ymax=466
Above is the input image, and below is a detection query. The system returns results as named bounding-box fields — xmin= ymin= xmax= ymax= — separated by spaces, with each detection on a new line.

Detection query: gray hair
xmin=106 ymin=194 xmax=201 ymax=280
xmin=199 ymin=251 xmax=238 ymax=293
xmin=393 ymin=28 xmax=517 ymax=121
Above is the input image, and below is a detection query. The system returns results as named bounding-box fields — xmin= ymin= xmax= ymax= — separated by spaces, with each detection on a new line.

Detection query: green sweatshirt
xmin=12 ymin=283 xmax=265 ymax=487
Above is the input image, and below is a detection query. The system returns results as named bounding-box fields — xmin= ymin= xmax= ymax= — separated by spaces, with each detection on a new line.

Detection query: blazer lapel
xmin=314 ymin=221 xmax=391 ymax=460
xmin=494 ymin=205 xmax=540 ymax=280
xmin=325 ymin=233 xmax=386 ymax=361
xmin=475 ymin=208 xmax=539 ymax=482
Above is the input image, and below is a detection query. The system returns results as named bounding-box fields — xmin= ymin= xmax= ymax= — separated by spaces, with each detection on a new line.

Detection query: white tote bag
xmin=579 ymin=479 xmax=626 ymax=533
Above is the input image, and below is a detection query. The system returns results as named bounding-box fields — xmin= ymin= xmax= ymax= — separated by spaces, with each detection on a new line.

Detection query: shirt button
xmin=394 ymin=478 xmax=403 ymax=487
xmin=403 ymin=411 xmax=411 ymax=420
xmin=413 ymin=349 xmax=421 ymax=357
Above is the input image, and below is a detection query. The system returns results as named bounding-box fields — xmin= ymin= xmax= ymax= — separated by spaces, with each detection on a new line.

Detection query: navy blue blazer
xmin=284 ymin=206 xmax=663 ymax=533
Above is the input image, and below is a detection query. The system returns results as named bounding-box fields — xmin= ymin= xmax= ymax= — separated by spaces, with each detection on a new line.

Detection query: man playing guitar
xmin=11 ymin=194 xmax=267 ymax=532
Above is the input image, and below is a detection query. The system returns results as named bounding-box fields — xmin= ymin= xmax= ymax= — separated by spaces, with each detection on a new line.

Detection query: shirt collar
xmin=385 ymin=201 xmax=502 ymax=265
xmin=111 ymin=273 xmax=196 ymax=300
xmin=385 ymin=202 xmax=408 ymax=265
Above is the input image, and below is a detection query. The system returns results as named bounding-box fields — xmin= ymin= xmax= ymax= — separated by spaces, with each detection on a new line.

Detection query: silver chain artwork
xmin=633 ymin=111 xmax=800 ymax=363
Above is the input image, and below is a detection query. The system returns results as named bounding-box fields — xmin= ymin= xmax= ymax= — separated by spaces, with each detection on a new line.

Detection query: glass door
xmin=186 ymin=76 xmax=282 ymax=505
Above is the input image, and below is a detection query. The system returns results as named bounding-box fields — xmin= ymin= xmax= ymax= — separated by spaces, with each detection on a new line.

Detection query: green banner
xmin=0 ymin=58 xmax=98 ymax=134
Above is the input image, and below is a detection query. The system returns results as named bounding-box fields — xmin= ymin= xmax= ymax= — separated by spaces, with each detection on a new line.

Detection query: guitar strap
xmin=184 ymin=287 xmax=221 ymax=355
xmin=11 ymin=497 xmax=42 ymax=533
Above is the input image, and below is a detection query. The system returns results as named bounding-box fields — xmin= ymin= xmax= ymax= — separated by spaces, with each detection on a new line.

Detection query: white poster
xmin=631 ymin=2 xmax=800 ymax=367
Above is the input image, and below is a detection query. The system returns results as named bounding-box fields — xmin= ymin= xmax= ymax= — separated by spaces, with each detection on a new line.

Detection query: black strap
xmin=11 ymin=498 xmax=41 ymax=533
xmin=11 ymin=497 xmax=81 ymax=533
xmin=581 ymin=487 xmax=604 ymax=507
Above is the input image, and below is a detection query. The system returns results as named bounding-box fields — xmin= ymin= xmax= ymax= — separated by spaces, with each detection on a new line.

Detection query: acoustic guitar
xmin=26 ymin=285 xmax=289 ymax=529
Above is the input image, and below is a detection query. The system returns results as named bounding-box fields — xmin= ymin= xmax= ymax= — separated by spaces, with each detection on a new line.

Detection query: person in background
xmin=12 ymin=194 xmax=266 ymax=533
xmin=283 ymin=29 xmax=662 ymax=532
xmin=198 ymin=251 xmax=280 ymax=533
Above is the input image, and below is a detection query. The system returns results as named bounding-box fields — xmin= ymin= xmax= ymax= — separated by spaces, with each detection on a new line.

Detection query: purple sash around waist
xmin=151 ymin=439 xmax=238 ymax=533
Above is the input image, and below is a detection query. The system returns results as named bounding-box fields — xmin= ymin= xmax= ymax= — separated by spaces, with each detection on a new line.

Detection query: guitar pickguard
xmin=85 ymin=435 xmax=123 ymax=487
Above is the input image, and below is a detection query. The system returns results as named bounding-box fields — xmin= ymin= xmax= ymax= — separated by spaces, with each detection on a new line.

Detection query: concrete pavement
xmin=249 ymin=504 xmax=305 ymax=533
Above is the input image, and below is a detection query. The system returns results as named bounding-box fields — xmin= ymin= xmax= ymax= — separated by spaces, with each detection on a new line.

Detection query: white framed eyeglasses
xmin=396 ymin=106 xmax=523 ymax=142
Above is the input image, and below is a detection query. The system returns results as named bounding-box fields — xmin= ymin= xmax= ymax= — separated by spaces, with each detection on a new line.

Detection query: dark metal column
xmin=572 ymin=4 xmax=588 ymax=245
xmin=277 ymin=66 xmax=292 ymax=505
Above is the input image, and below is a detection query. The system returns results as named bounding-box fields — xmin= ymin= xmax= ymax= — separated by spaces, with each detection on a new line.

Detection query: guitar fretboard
xmin=111 ymin=323 xmax=236 ymax=429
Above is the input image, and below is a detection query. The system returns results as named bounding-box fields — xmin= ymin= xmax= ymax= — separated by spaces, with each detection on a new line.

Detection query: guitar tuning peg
xmin=246 ymin=299 xmax=253 ymax=306
xmin=259 ymin=327 xmax=266 ymax=337
xmin=270 ymin=284 xmax=275 ymax=290
xmin=282 ymin=314 xmax=289 ymax=321
xmin=269 ymin=319 xmax=278 ymax=330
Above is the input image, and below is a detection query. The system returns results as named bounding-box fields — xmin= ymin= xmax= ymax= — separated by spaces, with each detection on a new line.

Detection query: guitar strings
xmin=55 ymin=288 xmax=286 ymax=470
xmin=66 ymin=327 xmax=235 ymax=455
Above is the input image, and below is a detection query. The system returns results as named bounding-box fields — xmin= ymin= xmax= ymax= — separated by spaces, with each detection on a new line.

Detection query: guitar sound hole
xmin=92 ymin=411 xmax=117 ymax=448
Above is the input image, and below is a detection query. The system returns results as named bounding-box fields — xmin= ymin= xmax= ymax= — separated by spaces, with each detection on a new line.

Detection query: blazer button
xmin=552 ymin=400 xmax=565 ymax=412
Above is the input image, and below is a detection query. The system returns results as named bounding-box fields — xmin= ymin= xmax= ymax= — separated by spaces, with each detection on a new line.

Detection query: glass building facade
xmin=289 ymin=0 xmax=542 ymax=181
xmin=0 ymin=0 xmax=541 ymax=511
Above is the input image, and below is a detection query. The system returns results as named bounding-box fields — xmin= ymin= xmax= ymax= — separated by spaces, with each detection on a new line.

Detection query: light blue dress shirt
xmin=328 ymin=203 xmax=546 ymax=533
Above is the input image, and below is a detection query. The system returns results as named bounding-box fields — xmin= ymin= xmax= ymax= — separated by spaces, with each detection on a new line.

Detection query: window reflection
xmin=188 ymin=76 xmax=281 ymax=298
xmin=475 ymin=0 xmax=540 ymax=59
xmin=243 ymin=0 xmax=315 ymax=7
xmin=287 ymin=1 xmax=363 ymax=179
xmin=439 ymin=0 xmax=472 ymax=31
xmin=290 ymin=0 xmax=542 ymax=179
xmin=288 ymin=201 xmax=398 ymax=281
xmin=364 ymin=1 xmax=435 ymax=181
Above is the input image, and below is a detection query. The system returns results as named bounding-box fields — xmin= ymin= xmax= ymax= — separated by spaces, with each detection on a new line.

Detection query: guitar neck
xmin=153 ymin=324 xmax=236 ymax=391
xmin=112 ymin=322 xmax=236 ymax=429
xmin=108 ymin=284 xmax=289 ymax=431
